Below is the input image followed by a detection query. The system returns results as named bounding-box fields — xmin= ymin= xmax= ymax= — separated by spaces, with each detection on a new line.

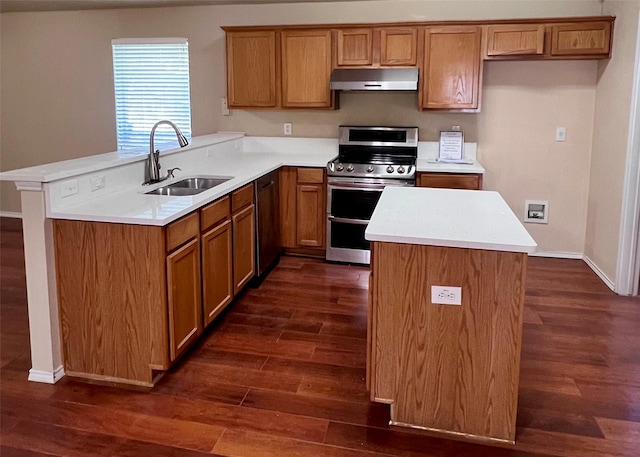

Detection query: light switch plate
xmin=61 ymin=179 xmax=79 ymax=198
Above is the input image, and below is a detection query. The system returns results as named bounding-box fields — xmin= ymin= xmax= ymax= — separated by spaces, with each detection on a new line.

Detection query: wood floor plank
xmin=214 ymin=428 xmax=394 ymax=457
xmin=241 ymin=387 xmax=390 ymax=428
xmin=595 ymin=417 xmax=640 ymax=443
xmin=1 ymin=393 xmax=224 ymax=452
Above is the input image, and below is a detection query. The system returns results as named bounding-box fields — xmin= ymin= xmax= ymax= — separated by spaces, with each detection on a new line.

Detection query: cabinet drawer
xmin=297 ymin=168 xmax=324 ymax=184
xmin=201 ymin=196 xmax=231 ymax=232
xmin=166 ymin=212 xmax=199 ymax=253
xmin=231 ymin=183 xmax=254 ymax=213
xmin=418 ymin=173 xmax=483 ymax=190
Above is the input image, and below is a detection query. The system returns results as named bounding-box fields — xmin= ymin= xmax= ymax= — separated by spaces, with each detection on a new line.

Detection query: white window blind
xmin=112 ymin=38 xmax=192 ymax=151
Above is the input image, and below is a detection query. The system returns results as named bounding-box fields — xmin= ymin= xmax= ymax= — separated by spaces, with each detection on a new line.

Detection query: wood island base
xmin=368 ymin=241 xmax=528 ymax=444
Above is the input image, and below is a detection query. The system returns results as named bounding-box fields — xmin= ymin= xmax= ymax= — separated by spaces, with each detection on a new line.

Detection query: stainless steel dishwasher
xmin=253 ymin=169 xmax=281 ymax=282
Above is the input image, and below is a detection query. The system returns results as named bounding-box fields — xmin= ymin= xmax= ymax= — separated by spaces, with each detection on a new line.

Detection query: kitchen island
xmin=365 ymin=187 xmax=536 ymax=444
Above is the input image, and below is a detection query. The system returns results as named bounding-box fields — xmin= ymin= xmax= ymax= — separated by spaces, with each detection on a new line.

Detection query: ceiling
xmin=0 ymin=0 xmax=353 ymax=14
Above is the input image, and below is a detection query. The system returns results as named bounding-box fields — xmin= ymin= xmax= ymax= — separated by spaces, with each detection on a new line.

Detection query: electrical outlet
xmin=284 ymin=123 xmax=292 ymax=136
xmin=555 ymin=127 xmax=567 ymax=142
xmin=431 ymin=286 xmax=462 ymax=305
xmin=90 ymin=175 xmax=105 ymax=191
xmin=60 ymin=179 xmax=79 ymax=198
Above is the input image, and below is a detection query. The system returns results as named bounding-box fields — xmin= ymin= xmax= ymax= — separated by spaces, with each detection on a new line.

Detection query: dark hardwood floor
xmin=1 ymin=217 xmax=639 ymax=456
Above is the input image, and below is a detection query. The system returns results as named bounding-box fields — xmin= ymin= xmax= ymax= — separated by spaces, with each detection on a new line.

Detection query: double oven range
xmin=326 ymin=126 xmax=418 ymax=264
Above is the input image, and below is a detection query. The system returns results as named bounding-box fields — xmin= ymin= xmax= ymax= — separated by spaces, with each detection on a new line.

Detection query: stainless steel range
xmin=326 ymin=126 xmax=418 ymax=264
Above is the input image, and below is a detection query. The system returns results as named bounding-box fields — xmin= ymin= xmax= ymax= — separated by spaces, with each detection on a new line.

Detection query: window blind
xmin=112 ymin=38 xmax=192 ymax=151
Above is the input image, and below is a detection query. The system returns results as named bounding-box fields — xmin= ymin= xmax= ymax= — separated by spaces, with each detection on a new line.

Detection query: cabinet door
xmin=232 ymin=204 xmax=256 ymax=294
xmin=226 ymin=31 xmax=278 ymax=108
xmin=379 ymin=28 xmax=418 ymax=66
xmin=418 ymin=172 xmax=483 ymax=190
xmin=202 ymin=220 xmax=233 ymax=327
xmin=486 ymin=24 xmax=545 ymax=57
xmin=337 ymin=28 xmax=374 ymax=66
xmin=422 ymin=26 xmax=482 ymax=110
xmin=296 ymin=183 xmax=325 ymax=247
xmin=167 ymin=237 xmax=202 ymax=362
xmin=551 ymin=22 xmax=612 ymax=57
xmin=281 ymin=29 xmax=333 ymax=108
xmin=279 ymin=167 xmax=297 ymax=248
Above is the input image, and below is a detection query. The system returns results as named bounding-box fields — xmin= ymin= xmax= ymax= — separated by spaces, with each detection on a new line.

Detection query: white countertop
xmin=1 ymin=133 xmax=489 ymax=227
xmin=365 ymin=187 xmax=537 ymax=253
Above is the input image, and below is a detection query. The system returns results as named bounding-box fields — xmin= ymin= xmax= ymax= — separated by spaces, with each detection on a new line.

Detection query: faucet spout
xmin=145 ymin=120 xmax=190 ymax=184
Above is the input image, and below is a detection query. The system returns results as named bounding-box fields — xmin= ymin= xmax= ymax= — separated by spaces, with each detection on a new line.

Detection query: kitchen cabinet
xmin=225 ymin=30 xmax=278 ymax=108
xmin=484 ymin=19 xmax=613 ymax=60
xmin=336 ymin=28 xmax=373 ymax=66
xmin=551 ymin=21 xmax=612 ymax=57
xmin=53 ymin=183 xmax=257 ymax=387
xmin=231 ymin=183 xmax=256 ymax=293
xmin=421 ymin=26 xmax=482 ymax=111
xmin=418 ymin=172 xmax=483 ymax=190
xmin=201 ymin=197 xmax=233 ymax=327
xmin=280 ymin=166 xmax=326 ymax=256
xmin=336 ymin=27 xmax=418 ymax=67
xmin=485 ymin=24 xmax=545 ymax=57
xmin=281 ymin=29 xmax=334 ymax=108
xmin=166 ymin=235 xmax=202 ymax=362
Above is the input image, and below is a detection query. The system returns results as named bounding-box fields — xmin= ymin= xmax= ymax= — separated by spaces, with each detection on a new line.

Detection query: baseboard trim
xmin=28 ymin=365 xmax=65 ymax=384
xmin=0 ymin=211 xmax=22 ymax=219
xmin=583 ymin=255 xmax=616 ymax=292
xmin=529 ymin=251 xmax=583 ymax=259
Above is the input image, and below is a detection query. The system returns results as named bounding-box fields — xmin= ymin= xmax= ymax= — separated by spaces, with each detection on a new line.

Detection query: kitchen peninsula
xmin=365 ymin=187 xmax=536 ymax=444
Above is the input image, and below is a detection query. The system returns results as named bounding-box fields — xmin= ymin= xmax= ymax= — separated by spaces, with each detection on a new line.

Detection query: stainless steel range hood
xmin=329 ymin=68 xmax=419 ymax=91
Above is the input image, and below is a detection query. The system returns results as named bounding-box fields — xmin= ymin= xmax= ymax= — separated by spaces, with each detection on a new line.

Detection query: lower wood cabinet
xmin=201 ymin=219 xmax=233 ymax=327
xmin=232 ymin=203 xmax=256 ymax=294
xmin=167 ymin=237 xmax=202 ymax=362
xmin=53 ymin=183 xmax=257 ymax=387
xmin=280 ymin=166 xmax=326 ymax=255
xmin=418 ymin=172 xmax=483 ymax=190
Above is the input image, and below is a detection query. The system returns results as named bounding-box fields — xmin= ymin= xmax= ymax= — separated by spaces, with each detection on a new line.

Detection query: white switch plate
xmin=284 ymin=123 xmax=292 ymax=136
xmin=90 ymin=175 xmax=105 ymax=191
xmin=221 ymin=98 xmax=230 ymax=116
xmin=431 ymin=285 xmax=462 ymax=305
xmin=555 ymin=127 xmax=567 ymax=142
xmin=61 ymin=179 xmax=79 ymax=198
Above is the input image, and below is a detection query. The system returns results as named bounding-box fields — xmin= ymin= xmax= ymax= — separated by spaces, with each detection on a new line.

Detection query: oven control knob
xmin=386 ymin=165 xmax=394 ymax=173
xmin=367 ymin=166 xmax=374 ymax=173
xmin=336 ymin=163 xmax=344 ymax=172
xmin=397 ymin=166 xmax=405 ymax=174
xmin=346 ymin=165 xmax=354 ymax=172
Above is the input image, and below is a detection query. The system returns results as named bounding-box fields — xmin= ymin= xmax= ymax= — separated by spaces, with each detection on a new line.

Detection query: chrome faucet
xmin=145 ymin=120 xmax=189 ymax=184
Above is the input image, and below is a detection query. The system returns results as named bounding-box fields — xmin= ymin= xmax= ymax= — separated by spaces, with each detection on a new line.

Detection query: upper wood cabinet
xmin=225 ymin=31 xmax=278 ymax=108
xmin=337 ymin=28 xmax=373 ymax=66
xmin=421 ymin=26 xmax=482 ymax=111
xmin=380 ymin=28 xmax=419 ymax=66
xmin=551 ymin=21 xmax=612 ymax=57
xmin=484 ymin=19 xmax=613 ymax=60
xmin=281 ymin=29 xmax=334 ymax=108
xmin=336 ymin=27 xmax=418 ymax=67
xmin=486 ymin=24 xmax=545 ymax=57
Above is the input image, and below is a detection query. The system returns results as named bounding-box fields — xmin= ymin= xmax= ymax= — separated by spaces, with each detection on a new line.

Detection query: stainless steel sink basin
xmin=146 ymin=176 xmax=234 ymax=196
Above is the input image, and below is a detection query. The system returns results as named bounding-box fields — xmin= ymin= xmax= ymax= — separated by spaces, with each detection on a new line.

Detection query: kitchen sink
xmin=146 ymin=176 xmax=234 ymax=196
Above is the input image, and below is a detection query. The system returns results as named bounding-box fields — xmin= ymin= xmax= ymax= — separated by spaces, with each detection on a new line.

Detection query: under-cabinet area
xmin=53 ymin=183 xmax=256 ymax=387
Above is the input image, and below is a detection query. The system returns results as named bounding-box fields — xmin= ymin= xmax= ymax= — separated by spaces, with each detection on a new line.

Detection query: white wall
xmin=586 ymin=0 xmax=640 ymax=284
xmin=1 ymin=0 xmax=607 ymax=257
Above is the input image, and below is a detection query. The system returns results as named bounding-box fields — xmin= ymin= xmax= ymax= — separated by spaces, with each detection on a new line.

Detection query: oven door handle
xmin=327 ymin=182 xmax=387 ymax=191
xmin=327 ymin=215 xmax=369 ymax=225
